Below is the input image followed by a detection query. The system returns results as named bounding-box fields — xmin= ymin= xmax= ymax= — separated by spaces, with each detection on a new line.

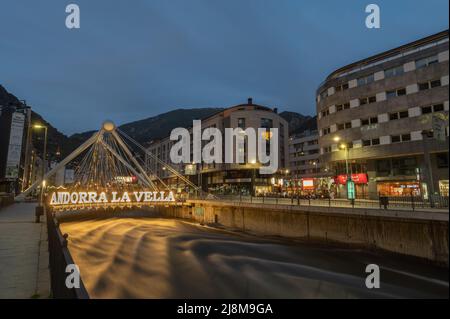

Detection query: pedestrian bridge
xmin=16 ymin=121 xmax=209 ymax=212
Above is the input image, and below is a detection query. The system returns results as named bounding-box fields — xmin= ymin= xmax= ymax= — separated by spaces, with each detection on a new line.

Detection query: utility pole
xmin=421 ymin=130 xmax=435 ymax=198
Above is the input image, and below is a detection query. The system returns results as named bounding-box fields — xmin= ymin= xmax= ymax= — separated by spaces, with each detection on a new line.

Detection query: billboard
xmin=5 ymin=112 xmax=25 ymax=179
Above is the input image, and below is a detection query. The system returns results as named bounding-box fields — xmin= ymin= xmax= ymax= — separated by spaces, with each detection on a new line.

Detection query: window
xmin=421 ymin=106 xmax=433 ymax=114
xmin=361 ymin=117 xmax=378 ymax=126
xmin=391 ymin=134 xmax=411 ymax=143
xmin=320 ymin=90 xmax=328 ymax=99
xmin=399 ymin=111 xmax=409 ymax=118
xmin=357 ymin=74 xmax=375 ymax=86
xmin=360 ymin=95 xmax=376 ymax=105
xmin=337 ymin=122 xmax=352 ymax=131
xmin=431 ymin=79 xmax=442 ymax=88
xmin=436 ymin=153 xmax=449 ymax=168
xmin=415 ymin=55 xmax=439 ymax=69
xmin=237 ymin=118 xmax=246 ymax=128
xmin=392 ymin=157 xmax=417 ymax=176
xmin=336 ymin=102 xmax=350 ymax=112
xmin=421 ymin=103 xmax=445 ymax=114
xmin=419 ymin=79 xmax=441 ymax=91
xmin=376 ymin=159 xmax=391 ymax=177
xmin=363 ymin=138 xmax=380 ymax=147
xmin=321 ymin=109 xmax=330 ymax=117
xmin=261 ymin=118 xmax=273 ymax=128
xmin=389 ymin=110 xmax=409 ymax=121
xmin=322 ymin=127 xmax=330 ymax=136
xmin=433 ymin=104 xmax=444 ymax=112
xmin=402 ymin=134 xmax=411 ymax=142
xmin=387 ymin=88 xmax=406 ymax=99
xmin=389 ymin=113 xmax=399 ymax=121
xmin=335 ymin=83 xmax=349 ymax=92
xmin=385 ymin=65 xmax=404 ymax=78
xmin=323 ymin=146 xmax=332 ymax=153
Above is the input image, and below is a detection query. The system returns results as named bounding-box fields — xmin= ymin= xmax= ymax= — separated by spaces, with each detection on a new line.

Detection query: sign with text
xmin=335 ymin=174 xmax=368 ymax=185
xmin=49 ymin=190 xmax=175 ymax=206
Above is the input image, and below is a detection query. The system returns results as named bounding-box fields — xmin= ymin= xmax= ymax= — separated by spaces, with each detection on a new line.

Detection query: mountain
xmin=67 ymin=108 xmax=223 ymax=149
xmin=3 ymin=84 xmax=318 ymax=159
xmin=279 ymin=111 xmax=317 ymax=135
xmin=0 ymin=85 xmax=71 ymax=160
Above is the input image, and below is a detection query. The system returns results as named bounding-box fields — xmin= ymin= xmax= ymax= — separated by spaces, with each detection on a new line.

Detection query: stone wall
xmin=157 ymin=201 xmax=449 ymax=265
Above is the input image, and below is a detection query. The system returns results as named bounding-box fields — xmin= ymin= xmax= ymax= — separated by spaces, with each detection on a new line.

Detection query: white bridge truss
xmin=15 ymin=121 xmax=202 ymax=201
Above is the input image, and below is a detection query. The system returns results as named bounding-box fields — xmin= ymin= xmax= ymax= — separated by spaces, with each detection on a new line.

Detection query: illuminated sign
xmin=335 ymin=174 xmax=368 ymax=185
xmin=50 ymin=190 xmax=175 ymax=206
xmin=114 ymin=176 xmax=138 ymax=184
xmin=347 ymin=181 xmax=356 ymax=200
xmin=302 ymin=179 xmax=315 ymax=189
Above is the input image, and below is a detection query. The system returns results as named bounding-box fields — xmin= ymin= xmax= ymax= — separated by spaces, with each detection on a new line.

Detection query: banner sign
xmin=335 ymin=174 xmax=368 ymax=185
xmin=5 ymin=112 xmax=25 ymax=178
xmin=50 ymin=190 xmax=175 ymax=206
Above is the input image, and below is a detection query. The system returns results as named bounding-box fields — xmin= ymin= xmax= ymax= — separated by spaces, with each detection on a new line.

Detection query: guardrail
xmin=196 ymin=194 xmax=449 ymax=212
xmin=45 ymin=206 xmax=90 ymax=299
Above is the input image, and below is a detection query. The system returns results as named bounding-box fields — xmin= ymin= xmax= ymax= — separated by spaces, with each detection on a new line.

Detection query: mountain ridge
xmin=1 ymin=84 xmax=317 ymax=159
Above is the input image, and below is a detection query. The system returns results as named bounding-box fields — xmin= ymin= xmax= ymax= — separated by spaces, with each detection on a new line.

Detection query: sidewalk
xmin=0 ymin=202 xmax=50 ymax=299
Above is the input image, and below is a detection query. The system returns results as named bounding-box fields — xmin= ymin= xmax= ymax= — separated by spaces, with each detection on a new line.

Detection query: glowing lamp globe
xmin=102 ymin=121 xmax=115 ymax=132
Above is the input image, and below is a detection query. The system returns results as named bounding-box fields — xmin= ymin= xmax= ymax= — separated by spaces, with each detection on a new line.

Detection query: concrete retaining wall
xmin=157 ymin=201 xmax=449 ymax=265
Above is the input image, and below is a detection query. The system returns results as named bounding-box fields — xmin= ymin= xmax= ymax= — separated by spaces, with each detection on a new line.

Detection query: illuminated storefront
xmin=334 ymin=173 xmax=368 ymax=198
xmin=439 ymin=180 xmax=449 ymax=197
xmin=377 ymin=181 xmax=421 ymax=197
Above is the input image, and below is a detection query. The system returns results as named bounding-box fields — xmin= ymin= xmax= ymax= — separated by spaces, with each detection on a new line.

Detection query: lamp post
xmin=33 ymin=124 xmax=48 ymax=205
xmin=334 ymin=136 xmax=354 ymax=201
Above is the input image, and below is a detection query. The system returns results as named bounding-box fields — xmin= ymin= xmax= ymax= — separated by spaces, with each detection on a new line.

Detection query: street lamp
xmin=338 ymin=142 xmax=355 ymax=201
xmin=33 ymin=124 xmax=48 ymax=205
xmin=339 ymin=142 xmax=350 ymax=180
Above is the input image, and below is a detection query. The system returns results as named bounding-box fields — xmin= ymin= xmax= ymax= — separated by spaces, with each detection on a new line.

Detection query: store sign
xmin=335 ymin=174 xmax=368 ymax=185
xmin=5 ymin=112 xmax=25 ymax=179
xmin=49 ymin=190 xmax=175 ymax=206
xmin=302 ymin=178 xmax=315 ymax=189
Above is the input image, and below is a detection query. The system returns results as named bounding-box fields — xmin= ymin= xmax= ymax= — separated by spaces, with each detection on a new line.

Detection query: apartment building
xmin=288 ymin=130 xmax=331 ymax=194
xmin=317 ymin=30 xmax=449 ymax=199
xmin=146 ymin=99 xmax=289 ymax=196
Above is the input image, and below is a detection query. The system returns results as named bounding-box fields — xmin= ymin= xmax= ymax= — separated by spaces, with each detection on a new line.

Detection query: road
xmin=60 ymin=216 xmax=448 ymax=299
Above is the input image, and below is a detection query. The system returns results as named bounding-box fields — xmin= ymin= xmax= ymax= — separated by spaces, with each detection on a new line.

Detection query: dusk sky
xmin=1 ymin=0 xmax=448 ymax=135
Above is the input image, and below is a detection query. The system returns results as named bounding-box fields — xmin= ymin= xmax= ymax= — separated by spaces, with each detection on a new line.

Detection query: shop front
xmin=376 ymin=181 xmax=421 ymax=197
xmin=439 ymin=180 xmax=449 ymax=197
xmin=334 ymin=173 xmax=369 ymax=199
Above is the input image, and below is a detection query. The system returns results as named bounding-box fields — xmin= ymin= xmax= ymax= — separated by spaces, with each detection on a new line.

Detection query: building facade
xmin=288 ymin=130 xmax=330 ymax=195
xmin=317 ymin=30 xmax=449 ymax=199
xmin=146 ymin=99 xmax=289 ymax=196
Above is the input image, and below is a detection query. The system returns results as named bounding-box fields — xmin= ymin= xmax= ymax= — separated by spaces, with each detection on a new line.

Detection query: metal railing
xmin=191 ymin=194 xmax=449 ymax=212
xmin=46 ymin=206 xmax=89 ymax=299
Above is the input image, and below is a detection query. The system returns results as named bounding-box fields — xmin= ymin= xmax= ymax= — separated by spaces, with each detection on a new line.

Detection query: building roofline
xmin=321 ymin=29 xmax=449 ymax=87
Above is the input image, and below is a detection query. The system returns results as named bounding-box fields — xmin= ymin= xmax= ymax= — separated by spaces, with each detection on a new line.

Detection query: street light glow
xmin=33 ymin=124 xmax=46 ymax=129
xmin=333 ymin=136 xmax=341 ymax=142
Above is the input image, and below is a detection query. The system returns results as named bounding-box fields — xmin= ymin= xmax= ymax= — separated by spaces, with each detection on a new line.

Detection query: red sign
xmin=335 ymin=174 xmax=368 ymax=185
